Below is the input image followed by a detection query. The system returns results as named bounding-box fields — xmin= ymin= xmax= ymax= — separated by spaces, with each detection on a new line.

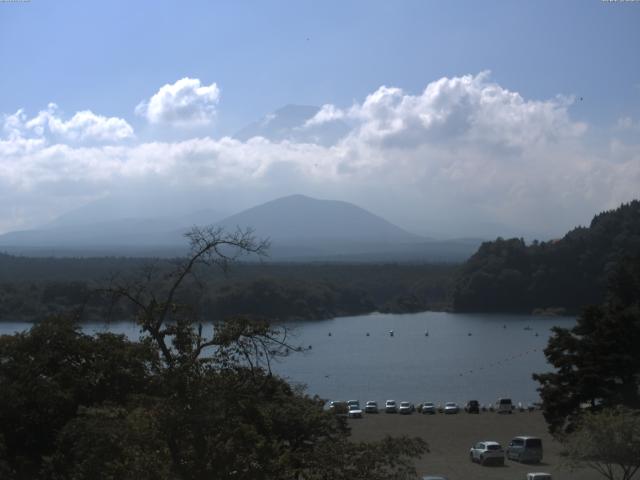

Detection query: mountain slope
xmin=215 ymin=194 xmax=422 ymax=244
xmin=0 ymin=210 xmax=224 ymax=249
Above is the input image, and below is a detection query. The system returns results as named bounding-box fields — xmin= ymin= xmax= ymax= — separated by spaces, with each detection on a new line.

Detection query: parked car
xmin=444 ymin=402 xmax=459 ymax=414
xmin=328 ymin=401 xmax=348 ymax=414
xmin=507 ymin=436 xmax=543 ymax=463
xmin=399 ymin=401 xmax=414 ymax=414
xmin=385 ymin=400 xmax=398 ymax=413
xmin=421 ymin=402 xmax=436 ymax=414
xmin=496 ymin=397 xmax=513 ymax=414
xmin=526 ymin=473 xmax=551 ymax=480
xmin=364 ymin=400 xmax=378 ymax=413
xmin=469 ymin=440 xmax=505 ymax=466
xmin=348 ymin=403 xmax=363 ymax=418
xmin=347 ymin=399 xmax=360 ymax=409
xmin=422 ymin=476 xmax=448 ymax=480
xmin=465 ymin=400 xmax=480 ymax=413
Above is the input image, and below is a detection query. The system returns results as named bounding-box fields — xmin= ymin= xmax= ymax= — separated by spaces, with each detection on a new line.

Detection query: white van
xmin=496 ymin=397 xmax=513 ymax=414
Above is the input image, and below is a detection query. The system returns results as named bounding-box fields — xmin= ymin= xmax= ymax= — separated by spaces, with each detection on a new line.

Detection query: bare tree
xmin=105 ymin=226 xmax=294 ymax=370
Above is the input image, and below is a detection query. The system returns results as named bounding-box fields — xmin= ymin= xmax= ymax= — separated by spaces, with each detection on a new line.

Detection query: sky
xmin=0 ymin=0 xmax=639 ymax=239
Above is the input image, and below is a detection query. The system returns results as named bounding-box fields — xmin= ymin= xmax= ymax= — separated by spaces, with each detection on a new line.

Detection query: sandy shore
xmin=348 ymin=410 xmax=601 ymax=480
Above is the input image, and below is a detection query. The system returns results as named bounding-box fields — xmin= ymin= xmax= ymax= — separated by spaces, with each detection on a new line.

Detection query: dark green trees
xmin=0 ymin=227 xmax=427 ymax=479
xmin=533 ymin=256 xmax=640 ymax=434
xmin=453 ymin=200 xmax=640 ymax=313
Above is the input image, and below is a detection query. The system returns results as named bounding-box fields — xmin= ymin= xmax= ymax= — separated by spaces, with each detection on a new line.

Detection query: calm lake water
xmin=0 ymin=312 xmax=575 ymax=405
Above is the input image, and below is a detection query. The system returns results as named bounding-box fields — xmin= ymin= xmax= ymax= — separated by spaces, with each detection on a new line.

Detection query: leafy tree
xmin=0 ymin=226 xmax=428 ymax=479
xmin=453 ymin=200 xmax=640 ymax=313
xmin=533 ymin=256 xmax=640 ymax=434
xmin=0 ymin=317 xmax=158 ymax=479
xmin=563 ymin=407 xmax=640 ymax=480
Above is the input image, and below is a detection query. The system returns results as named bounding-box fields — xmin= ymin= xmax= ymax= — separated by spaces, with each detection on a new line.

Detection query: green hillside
xmin=453 ymin=200 xmax=640 ymax=313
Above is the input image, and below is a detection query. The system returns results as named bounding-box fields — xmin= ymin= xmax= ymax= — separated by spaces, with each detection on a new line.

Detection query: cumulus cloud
xmin=308 ymin=71 xmax=586 ymax=150
xmin=2 ymin=104 xmax=134 ymax=144
xmin=135 ymin=77 xmax=220 ymax=126
xmin=0 ymin=72 xmax=638 ymax=238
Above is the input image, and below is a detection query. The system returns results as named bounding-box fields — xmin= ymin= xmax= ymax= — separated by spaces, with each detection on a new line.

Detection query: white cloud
xmin=2 ymin=104 xmax=134 ymax=144
xmin=616 ymin=116 xmax=640 ymax=131
xmin=304 ymin=104 xmax=345 ymax=127
xmin=0 ymin=73 xmax=638 ymax=239
xmin=314 ymin=72 xmax=586 ymax=151
xmin=135 ymin=77 xmax=220 ymax=126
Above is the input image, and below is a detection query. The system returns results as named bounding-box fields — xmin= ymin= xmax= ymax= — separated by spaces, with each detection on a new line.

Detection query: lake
xmin=0 ymin=312 xmax=574 ymax=406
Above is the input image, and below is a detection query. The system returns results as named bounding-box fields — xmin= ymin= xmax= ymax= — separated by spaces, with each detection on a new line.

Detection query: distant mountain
xmin=0 ymin=193 xmax=481 ymax=261
xmin=452 ymin=200 xmax=640 ymax=313
xmin=211 ymin=194 xmax=480 ymax=261
xmin=233 ymin=104 xmax=350 ymax=146
xmin=0 ymin=210 xmax=224 ymax=254
xmin=215 ymin=194 xmax=421 ymax=244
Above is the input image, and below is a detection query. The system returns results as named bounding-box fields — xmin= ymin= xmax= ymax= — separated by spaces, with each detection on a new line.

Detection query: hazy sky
xmin=1 ymin=0 xmax=639 ymax=238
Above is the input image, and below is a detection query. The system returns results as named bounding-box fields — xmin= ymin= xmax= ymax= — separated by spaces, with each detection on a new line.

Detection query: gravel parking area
xmin=348 ymin=410 xmax=601 ymax=480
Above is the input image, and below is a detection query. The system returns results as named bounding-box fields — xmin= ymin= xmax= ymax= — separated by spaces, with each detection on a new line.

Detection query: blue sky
xmin=0 ymin=0 xmax=639 ymax=238
xmin=2 ymin=0 xmax=638 ymax=132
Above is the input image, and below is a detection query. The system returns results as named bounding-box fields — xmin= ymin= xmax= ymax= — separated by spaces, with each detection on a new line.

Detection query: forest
xmin=452 ymin=200 xmax=640 ymax=314
xmin=2 ymin=201 xmax=639 ymax=322
xmin=0 ymin=256 xmax=455 ymax=322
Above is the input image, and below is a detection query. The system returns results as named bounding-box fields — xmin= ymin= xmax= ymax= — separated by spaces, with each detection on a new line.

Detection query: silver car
xmin=364 ymin=400 xmax=378 ymax=413
xmin=444 ymin=402 xmax=459 ymax=414
xmin=507 ymin=436 xmax=543 ymax=463
xmin=348 ymin=404 xmax=363 ymax=418
xmin=398 ymin=401 xmax=414 ymax=414
xmin=421 ymin=402 xmax=436 ymax=414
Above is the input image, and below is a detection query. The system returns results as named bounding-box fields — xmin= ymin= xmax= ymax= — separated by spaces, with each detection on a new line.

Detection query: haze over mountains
xmin=0 ymin=194 xmax=481 ymax=261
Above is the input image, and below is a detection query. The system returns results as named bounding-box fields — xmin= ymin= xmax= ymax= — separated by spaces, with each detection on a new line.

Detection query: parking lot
xmin=348 ymin=410 xmax=602 ymax=480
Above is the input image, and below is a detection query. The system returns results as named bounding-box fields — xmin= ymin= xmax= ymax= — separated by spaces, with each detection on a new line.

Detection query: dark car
xmin=465 ymin=400 xmax=480 ymax=414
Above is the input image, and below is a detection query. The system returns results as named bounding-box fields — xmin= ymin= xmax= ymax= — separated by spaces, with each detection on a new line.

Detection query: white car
xmin=347 ymin=399 xmax=360 ymax=409
xmin=444 ymin=402 xmax=459 ymax=414
xmin=364 ymin=400 xmax=378 ymax=413
xmin=469 ymin=440 xmax=505 ymax=466
xmin=421 ymin=402 xmax=436 ymax=414
xmin=398 ymin=401 xmax=414 ymax=414
xmin=385 ymin=400 xmax=397 ymax=413
xmin=348 ymin=404 xmax=363 ymax=418
xmin=527 ymin=474 xmax=552 ymax=480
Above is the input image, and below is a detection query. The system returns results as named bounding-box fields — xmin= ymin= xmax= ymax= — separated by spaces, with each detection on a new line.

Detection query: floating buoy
xmin=328 ymin=332 xmax=332 ymax=336
xmin=425 ymin=330 xmax=429 ymax=336
xmin=366 ymin=332 xmax=370 ymax=336
xmin=468 ymin=332 xmax=472 ymax=336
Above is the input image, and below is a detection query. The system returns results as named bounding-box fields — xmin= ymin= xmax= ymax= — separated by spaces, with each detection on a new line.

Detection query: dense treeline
xmin=453 ymin=200 xmax=640 ymax=313
xmin=0 ymin=259 xmax=456 ymax=322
